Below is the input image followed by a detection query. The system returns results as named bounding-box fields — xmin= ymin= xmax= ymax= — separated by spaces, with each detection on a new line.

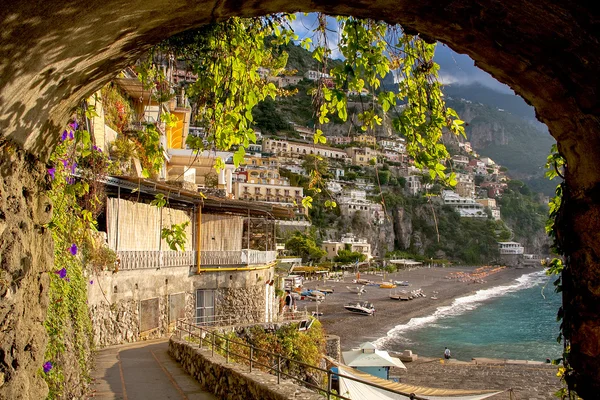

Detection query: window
xmin=195 ymin=289 xmax=216 ymax=325
xmin=295 ymin=190 xmax=300 ymax=197
xmin=255 ymin=187 xmax=260 ymax=195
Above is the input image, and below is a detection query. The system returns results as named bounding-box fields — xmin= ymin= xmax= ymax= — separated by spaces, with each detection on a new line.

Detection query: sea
xmin=375 ymin=271 xmax=563 ymax=362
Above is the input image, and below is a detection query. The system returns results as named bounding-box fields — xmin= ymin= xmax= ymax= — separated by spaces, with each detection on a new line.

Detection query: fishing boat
xmin=344 ymin=301 xmax=375 ymax=316
xmin=389 ymin=290 xmax=401 ymax=300
xmin=380 ymin=282 xmax=397 ymax=289
xmin=394 ymin=280 xmax=410 ymax=286
xmin=346 ymin=285 xmax=366 ymax=294
xmin=301 ymin=289 xmax=325 ymax=301
xmin=318 ymin=287 xmax=334 ymax=294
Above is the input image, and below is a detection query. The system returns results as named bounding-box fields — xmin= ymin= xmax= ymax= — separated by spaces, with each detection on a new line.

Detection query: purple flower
xmin=55 ymin=268 xmax=67 ymax=279
xmin=47 ymin=167 xmax=56 ymax=180
xmin=70 ymin=162 xmax=77 ymax=174
xmin=69 ymin=121 xmax=78 ymax=131
xmin=65 ymin=177 xmax=75 ymax=185
xmin=69 ymin=244 xmax=78 ymax=255
xmin=68 ymin=131 xmax=74 ymax=140
xmin=61 ymin=130 xmax=68 ymax=141
xmin=61 ymin=159 xmax=69 ymax=168
xmin=92 ymin=145 xmax=103 ymax=153
xmin=43 ymin=361 xmax=53 ymax=373
xmin=89 ymin=280 xmax=94 ymax=285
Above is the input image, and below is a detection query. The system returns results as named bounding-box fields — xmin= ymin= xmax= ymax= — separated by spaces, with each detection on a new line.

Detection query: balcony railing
xmin=116 ymin=250 xmax=277 ymax=270
xmin=200 ymin=250 xmax=277 ymax=266
xmin=117 ymin=250 xmax=196 ymax=270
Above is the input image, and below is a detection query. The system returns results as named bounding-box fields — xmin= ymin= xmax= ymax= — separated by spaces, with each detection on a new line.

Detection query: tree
xmin=285 ymin=231 xmax=326 ymax=262
xmin=377 ymin=170 xmax=391 ymax=185
xmin=334 ymin=244 xmax=367 ymax=263
xmin=252 ymin=98 xmax=290 ymax=133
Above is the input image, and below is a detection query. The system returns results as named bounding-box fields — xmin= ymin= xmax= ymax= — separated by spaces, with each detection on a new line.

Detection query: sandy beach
xmin=298 ymin=266 xmax=562 ymax=398
xmin=298 ymin=266 xmax=535 ymax=351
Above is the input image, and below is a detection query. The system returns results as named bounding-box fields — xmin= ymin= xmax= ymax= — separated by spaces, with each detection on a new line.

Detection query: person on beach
xmin=444 ymin=347 xmax=451 ymax=359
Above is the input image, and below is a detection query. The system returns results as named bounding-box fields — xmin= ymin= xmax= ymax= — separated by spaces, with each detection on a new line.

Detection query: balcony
xmin=200 ymin=250 xmax=278 ymax=266
xmin=117 ymin=250 xmax=196 ymax=270
xmin=116 ymin=249 xmax=278 ymax=270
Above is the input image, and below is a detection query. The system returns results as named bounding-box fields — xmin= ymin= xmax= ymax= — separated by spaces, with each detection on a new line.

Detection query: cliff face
xmin=327 ymin=212 xmax=395 ymax=258
xmin=393 ymin=207 xmax=413 ymax=250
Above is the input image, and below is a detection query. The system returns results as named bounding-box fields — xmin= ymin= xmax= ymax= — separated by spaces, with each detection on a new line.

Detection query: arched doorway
xmin=1 ymin=1 xmax=599 ymax=397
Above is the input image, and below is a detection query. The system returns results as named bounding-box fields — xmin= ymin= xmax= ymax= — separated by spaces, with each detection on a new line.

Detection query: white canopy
xmin=343 ymin=342 xmax=406 ymax=369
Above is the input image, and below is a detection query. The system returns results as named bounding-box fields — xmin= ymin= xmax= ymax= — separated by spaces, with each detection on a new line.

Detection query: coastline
xmin=301 ymin=266 xmax=538 ymax=352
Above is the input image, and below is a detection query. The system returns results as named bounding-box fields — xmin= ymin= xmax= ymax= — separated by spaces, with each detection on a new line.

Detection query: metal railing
xmin=117 ymin=250 xmax=196 ymax=270
xmin=174 ymin=319 xmax=428 ymax=400
xmin=194 ymin=309 xmax=310 ymax=327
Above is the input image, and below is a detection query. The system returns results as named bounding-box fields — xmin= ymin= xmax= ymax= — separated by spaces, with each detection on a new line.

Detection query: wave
xmin=374 ymin=270 xmax=549 ymax=347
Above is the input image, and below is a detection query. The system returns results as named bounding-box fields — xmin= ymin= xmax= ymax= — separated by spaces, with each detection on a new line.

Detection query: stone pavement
xmin=89 ymin=339 xmax=217 ymax=400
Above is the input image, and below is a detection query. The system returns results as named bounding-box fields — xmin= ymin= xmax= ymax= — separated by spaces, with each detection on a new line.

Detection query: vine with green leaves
xmin=301 ymin=16 xmax=464 ymax=212
xmin=543 ymin=144 xmax=574 ymax=399
xmin=43 ymin=106 xmax=116 ymax=398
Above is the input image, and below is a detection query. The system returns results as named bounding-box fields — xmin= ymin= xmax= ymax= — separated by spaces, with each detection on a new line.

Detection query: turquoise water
xmin=376 ymin=271 xmax=563 ymax=361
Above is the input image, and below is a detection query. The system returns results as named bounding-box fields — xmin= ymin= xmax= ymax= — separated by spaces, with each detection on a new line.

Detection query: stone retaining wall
xmin=325 ymin=335 xmax=341 ymax=362
xmin=169 ymin=337 xmax=322 ymax=400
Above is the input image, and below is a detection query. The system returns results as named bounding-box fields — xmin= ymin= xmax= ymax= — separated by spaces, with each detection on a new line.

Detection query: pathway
xmin=90 ymin=339 xmax=217 ymax=400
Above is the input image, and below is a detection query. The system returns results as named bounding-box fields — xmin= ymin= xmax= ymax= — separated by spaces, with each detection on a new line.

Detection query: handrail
xmin=174 ymin=319 xmax=429 ymax=400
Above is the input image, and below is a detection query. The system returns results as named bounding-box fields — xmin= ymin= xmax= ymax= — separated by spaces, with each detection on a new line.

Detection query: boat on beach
xmin=346 ymin=285 xmax=366 ymax=294
xmin=344 ymin=301 xmax=375 ymax=316
xmin=380 ymin=282 xmax=397 ymax=289
xmin=394 ymin=280 xmax=410 ymax=286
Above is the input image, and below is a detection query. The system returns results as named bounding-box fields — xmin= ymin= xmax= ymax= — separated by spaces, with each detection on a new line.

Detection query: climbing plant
xmin=44 ymin=112 xmax=111 ymax=398
xmin=543 ymin=144 xmax=575 ymax=399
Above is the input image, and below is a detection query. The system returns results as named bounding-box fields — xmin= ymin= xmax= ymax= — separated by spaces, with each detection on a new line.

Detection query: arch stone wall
xmin=1 ymin=1 xmax=599 ymax=398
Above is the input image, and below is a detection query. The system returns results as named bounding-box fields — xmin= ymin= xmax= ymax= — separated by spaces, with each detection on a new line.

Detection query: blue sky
xmin=289 ymin=13 xmax=513 ymax=94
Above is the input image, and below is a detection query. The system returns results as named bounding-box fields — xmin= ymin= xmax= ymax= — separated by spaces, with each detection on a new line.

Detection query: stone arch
xmin=1 ymin=1 xmax=600 ymax=398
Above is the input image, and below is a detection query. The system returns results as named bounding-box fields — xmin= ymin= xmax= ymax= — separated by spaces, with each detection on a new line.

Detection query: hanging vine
xmin=301 ymin=16 xmax=464 ymax=210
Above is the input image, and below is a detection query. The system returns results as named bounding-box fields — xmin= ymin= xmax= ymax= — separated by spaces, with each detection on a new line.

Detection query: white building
xmin=338 ymin=189 xmax=385 ymax=224
xmin=452 ymin=155 xmax=470 ymax=167
xmin=379 ymin=139 xmax=406 ymax=153
xmin=481 ymin=157 xmax=496 ymax=166
xmin=406 ymin=175 xmax=423 ymax=196
xmin=322 ymin=234 xmax=372 ymax=260
xmin=262 ymin=139 xmax=349 ymax=161
xmin=442 ymin=190 xmax=487 ymax=218
xmin=304 ymin=70 xmax=331 ymax=81
xmin=326 ymin=181 xmax=344 ymax=194
xmin=498 ymin=242 xmax=525 ymax=255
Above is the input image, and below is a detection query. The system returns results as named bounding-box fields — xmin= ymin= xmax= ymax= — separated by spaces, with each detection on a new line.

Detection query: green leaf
xmin=301 ymin=196 xmax=313 ymax=209
xmin=233 ymin=147 xmax=245 ymax=167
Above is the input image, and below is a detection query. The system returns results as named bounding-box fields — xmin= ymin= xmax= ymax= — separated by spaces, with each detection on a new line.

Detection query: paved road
xmin=90 ymin=339 xmax=217 ymax=400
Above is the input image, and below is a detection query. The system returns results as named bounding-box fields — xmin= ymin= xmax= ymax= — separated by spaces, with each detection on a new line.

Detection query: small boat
xmin=301 ymin=289 xmax=325 ymax=301
xmin=389 ymin=291 xmax=401 ymax=300
xmin=318 ymin=288 xmax=334 ymax=294
xmin=346 ymin=285 xmax=366 ymax=294
xmin=380 ymin=282 xmax=397 ymax=289
xmin=344 ymin=301 xmax=375 ymax=316
xmin=430 ymin=296 xmax=438 ymax=300
xmin=394 ymin=280 xmax=410 ymax=286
